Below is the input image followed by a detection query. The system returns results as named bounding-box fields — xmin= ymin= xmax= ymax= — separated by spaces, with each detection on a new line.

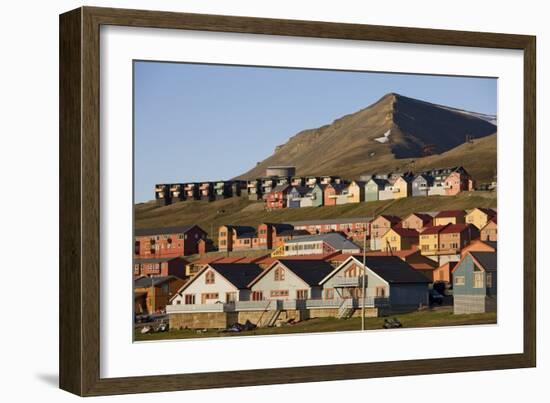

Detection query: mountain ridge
xmin=236 ymin=93 xmax=496 ymax=181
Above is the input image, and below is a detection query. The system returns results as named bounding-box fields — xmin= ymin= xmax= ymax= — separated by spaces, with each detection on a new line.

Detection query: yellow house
xmin=392 ymin=176 xmax=411 ymax=199
xmin=419 ymin=225 xmax=446 ymax=256
xmin=465 ymin=208 xmax=497 ymax=230
xmin=346 ymin=180 xmax=365 ymax=203
xmin=381 ymin=227 xmax=419 ymax=252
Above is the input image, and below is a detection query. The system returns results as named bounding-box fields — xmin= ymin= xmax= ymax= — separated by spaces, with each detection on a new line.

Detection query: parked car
xmin=429 ymin=289 xmax=444 ymax=305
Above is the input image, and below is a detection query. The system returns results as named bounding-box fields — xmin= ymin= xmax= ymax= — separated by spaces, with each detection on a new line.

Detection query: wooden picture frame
xmin=59 ymin=6 xmax=536 ymax=396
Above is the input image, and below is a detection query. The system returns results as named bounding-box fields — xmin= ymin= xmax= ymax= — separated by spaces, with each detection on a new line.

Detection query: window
xmin=296 ymin=289 xmax=308 ymax=300
xmin=274 ymin=266 xmax=285 ymax=281
xmin=473 ymin=272 xmax=484 ymax=288
xmin=486 ymin=273 xmax=493 ymax=288
xmin=184 ymin=294 xmax=195 ymax=304
xmin=324 ymin=288 xmax=334 ymax=300
xmin=202 ymin=293 xmax=219 ymax=302
xmin=455 ymin=276 xmax=465 ymax=286
xmin=270 ymin=290 xmax=289 ymax=298
xmin=344 ymin=265 xmax=359 ymax=278
xmin=226 ymin=292 xmax=237 ymax=303
xmin=220 ymin=240 xmax=226 ymax=246
xmin=251 ymin=291 xmax=264 ymax=301
xmin=220 ymin=231 xmax=226 ymax=237
xmin=205 ymin=270 xmax=215 ymax=284
xmin=375 ymin=286 xmax=386 ymax=297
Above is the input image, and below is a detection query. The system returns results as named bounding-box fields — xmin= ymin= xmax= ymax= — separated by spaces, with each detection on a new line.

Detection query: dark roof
xmin=470 ymin=252 xmax=497 ymax=271
xmin=278 ymin=260 xmax=336 ymax=286
xmin=278 ymin=229 xmax=310 ymax=237
xmin=285 ymin=232 xmax=361 ymax=250
xmin=407 ymin=213 xmax=433 ymax=224
xmin=435 ymin=210 xmax=466 ymax=218
xmin=270 ymin=184 xmax=291 ymax=193
xmin=475 ymin=207 xmax=497 ymax=217
xmin=225 ymin=225 xmax=257 ymax=238
xmin=365 ymin=256 xmax=430 ymax=283
xmin=366 ymin=178 xmax=388 ymax=188
xmin=135 ymin=225 xmax=198 ymax=237
xmin=288 ymin=217 xmax=371 ymax=226
xmin=209 ymin=263 xmax=263 ymax=289
xmin=421 ymin=224 xmax=448 ymax=235
xmin=326 ymin=183 xmax=347 ymax=193
xmin=481 ymin=240 xmax=498 ymax=250
xmin=390 ymin=227 xmax=420 ymax=238
xmin=376 ymin=215 xmax=402 ymax=224
xmin=265 ymin=223 xmax=294 ymax=234
xmin=134 ymin=257 xmax=186 ymax=264
xmin=440 ymin=223 xmax=470 ymax=234
xmin=289 ymin=185 xmax=309 ymax=196
xmin=134 ymin=275 xmax=178 ymax=288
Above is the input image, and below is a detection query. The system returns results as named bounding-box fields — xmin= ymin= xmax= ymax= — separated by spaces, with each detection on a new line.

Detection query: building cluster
xmin=134 ymin=207 xmax=497 ymax=327
xmin=154 ymin=165 xmax=480 ymax=207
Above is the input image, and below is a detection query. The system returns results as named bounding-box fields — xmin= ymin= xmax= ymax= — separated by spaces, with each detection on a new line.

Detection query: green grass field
xmin=134 ymin=308 xmax=497 ymax=342
xmin=135 ymin=191 xmax=496 ymax=245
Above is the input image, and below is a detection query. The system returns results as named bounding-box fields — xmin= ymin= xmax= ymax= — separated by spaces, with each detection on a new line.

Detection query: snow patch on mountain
xmin=374 ymin=129 xmax=392 ymax=143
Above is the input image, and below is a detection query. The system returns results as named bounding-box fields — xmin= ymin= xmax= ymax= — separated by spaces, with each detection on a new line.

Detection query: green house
xmin=364 ymin=178 xmax=387 ymax=202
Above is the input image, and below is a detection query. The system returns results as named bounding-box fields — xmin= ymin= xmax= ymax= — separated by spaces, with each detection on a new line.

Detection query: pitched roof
xmin=325 ymin=183 xmax=347 ymax=193
xmin=264 ymin=223 xmax=294 ymax=234
xmin=374 ymin=215 xmax=402 ymax=224
xmin=434 ymin=210 xmax=466 ymax=218
xmin=209 ymin=263 xmax=263 ymax=289
xmin=224 ymin=225 xmax=257 ymax=238
xmin=278 ymin=229 xmax=311 ymax=237
xmin=388 ymin=227 xmax=420 ymax=238
xmin=440 ymin=223 xmax=471 ymax=234
xmin=420 ymin=224 xmax=449 ymax=235
xmin=406 ymin=212 xmax=433 ymax=224
xmin=289 ymin=185 xmax=309 ymax=196
xmin=470 ymin=252 xmax=497 ymax=271
xmin=284 ymin=232 xmax=361 ymax=250
xmin=365 ymin=256 xmax=431 ymax=283
xmin=135 ymin=225 xmax=198 ymax=237
xmin=288 ymin=217 xmax=371 ymax=226
xmin=277 ymin=260 xmax=336 ymax=286
xmin=366 ymin=177 xmax=388 ymax=188
xmin=270 ymin=184 xmax=291 ymax=193
xmin=473 ymin=207 xmax=497 ymax=217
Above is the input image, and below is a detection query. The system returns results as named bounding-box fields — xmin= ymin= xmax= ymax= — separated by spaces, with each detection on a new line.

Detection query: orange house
xmin=323 ymin=183 xmax=347 ymax=206
xmin=401 ymin=213 xmax=433 ymax=231
xmin=480 ymin=217 xmax=497 ymax=241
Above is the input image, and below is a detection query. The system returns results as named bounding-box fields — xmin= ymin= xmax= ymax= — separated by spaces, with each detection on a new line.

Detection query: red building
xmin=265 ymin=184 xmax=291 ymax=210
xmin=133 ymin=257 xmax=188 ymax=279
xmin=323 ymin=183 xmax=347 ymax=206
xmin=134 ymin=225 xmax=209 ymax=258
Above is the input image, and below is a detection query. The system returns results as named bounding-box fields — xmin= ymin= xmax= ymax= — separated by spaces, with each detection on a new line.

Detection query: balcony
xmin=331 ymin=277 xmax=364 ymax=288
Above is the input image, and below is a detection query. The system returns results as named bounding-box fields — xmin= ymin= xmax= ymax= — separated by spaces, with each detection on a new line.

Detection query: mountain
xmin=236 ymin=93 xmax=497 ymax=181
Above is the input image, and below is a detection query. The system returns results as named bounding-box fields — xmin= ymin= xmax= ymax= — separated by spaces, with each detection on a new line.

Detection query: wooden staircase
xmin=337 ymin=299 xmax=355 ymax=319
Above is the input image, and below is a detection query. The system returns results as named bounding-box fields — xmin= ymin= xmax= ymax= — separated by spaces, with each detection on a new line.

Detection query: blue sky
xmin=134 ymin=61 xmax=497 ymax=202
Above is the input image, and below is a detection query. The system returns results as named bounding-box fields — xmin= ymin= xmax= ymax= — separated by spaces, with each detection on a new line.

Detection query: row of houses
xmin=264 ymin=167 xmax=475 ymax=210
xmin=153 ymin=165 xmax=480 ymax=207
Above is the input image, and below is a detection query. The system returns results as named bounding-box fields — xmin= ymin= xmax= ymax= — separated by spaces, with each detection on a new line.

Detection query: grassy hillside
xmin=135 ymin=191 xmax=496 ymax=244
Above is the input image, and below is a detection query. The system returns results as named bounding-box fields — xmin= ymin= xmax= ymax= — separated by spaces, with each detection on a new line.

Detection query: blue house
xmin=288 ymin=186 xmax=308 ymax=208
xmin=452 ymin=251 xmax=497 ymax=314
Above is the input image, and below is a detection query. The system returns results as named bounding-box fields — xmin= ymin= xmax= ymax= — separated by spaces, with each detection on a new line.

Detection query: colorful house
xmin=461 ymin=239 xmax=497 ymax=257
xmin=465 ymin=207 xmax=497 ymax=230
xmin=480 ymin=217 xmax=497 ymax=241
xmin=299 ymin=184 xmax=325 ymax=208
xmin=380 ymin=227 xmax=419 ymax=252
xmin=324 ymin=183 xmax=347 ymax=206
xmin=411 ymin=174 xmax=433 ymax=197
xmin=369 ymin=215 xmax=402 ymax=250
xmin=283 ymin=233 xmax=361 ymax=256
xmin=432 ymin=261 xmax=457 ymax=284
xmin=419 ymin=225 xmax=447 ymax=257
xmin=364 ymin=178 xmax=387 ymax=202
xmin=438 ymin=224 xmax=478 ymax=255
xmin=133 ymin=257 xmax=188 ymax=279
xmin=134 ymin=225 xmax=209 ymax=258
xmin=392 ymin=176 xmax=411 ymax=199
xmin=218 ymin=225 xmax=257 ymax=252
xmin=169 ymin=183 xmax=185 ymax=203
xmin=199 ymin=182 xmax=215 ymax=201
xmin=401 ymin=213 xmax=433 ymax=231
xmin=246 ymin=179 xmax=262 ymax=201
xmin=346 ymin=181 xmax=365 ymax=203
xmin=134 ymin=275 xmax=187 ymax=314
xmin=452 ymin=252 xmax=497 ymax=314
xmin=265 ymin=184 xmax=291 ymax=210
xmin=183 ymin=182 xmax=200 ymax=201
xmin=287 ymin=186 xmax=308 ymax=208
xmin=444 ymin=168 xmax=473 ymax=196
xmin=433 ymin=210 xmax=466 ymax=226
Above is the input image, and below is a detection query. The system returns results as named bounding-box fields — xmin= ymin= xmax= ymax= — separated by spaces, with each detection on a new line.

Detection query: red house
xmin=133 ymin=256 xmax=188 ymax=279
xmin=265 ymin=184 xmax=291 ymax=210
xmin=323 ymin=183 xmax=347 ymax=206
xmin=134 ymin=225 xmax=209 ymax=258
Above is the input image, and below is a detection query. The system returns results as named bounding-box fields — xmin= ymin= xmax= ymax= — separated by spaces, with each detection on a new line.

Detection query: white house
xmin=283 ymin=232 xmax=361 ymax=256
xmin=170 ymin=263 xmax=262 ymax=305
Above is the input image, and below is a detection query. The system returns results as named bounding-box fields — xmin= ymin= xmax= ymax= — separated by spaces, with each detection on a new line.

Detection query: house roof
xmin=270 ymin=184 xmax=291 ymax=193
xmin=278 ymin=229 xmax=311 ymax=237
xmin=276 ymin=260 xmax=336 ymax=286
xmin=434 ymin=210 xmax=466 ymax=218
xmin=284 ymin=232 xmax=361 ymax=250
xmin=470 ymin=252 xmax=497 ymax=271
xmin=325 ymin=183 xmax=347 ymax=193
xmin=321 ymin=256 xmax=430 ymax=285
xmin=374 ymin=215 xmax=402 ymax=225
xmin=224 ymin=225 xmax=257 ymax=238
xmin=135 ymin=225 xmax=198 ymax=237
xmin=387 ymin=227 xmax=420 ymax=238
xmin=134 ymin=257 xmax=187 ymax=264
xmin=365 ymin=256 xmax=431 ymax=283
xmin=208 ymin=263 xmax=263 ymax=289
xmin=366 ymin=177 xmax=388 ymax=188
xmin=134 ymin=275 xmax=179 ymax=288
xmin=262 ymin=223 xmax=294 ymax=234
xmin=289 ymin=185 xmax=309 ymax=196
xmin=440 ymin=223 xmax=471 ymax=234
xmin=420 ymin=224 xmax=449 ymax=235
xmin=472 ymin=207 xmax=497 ymax=217
xmin=405 ymin=213 xmax=433 ymax=224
